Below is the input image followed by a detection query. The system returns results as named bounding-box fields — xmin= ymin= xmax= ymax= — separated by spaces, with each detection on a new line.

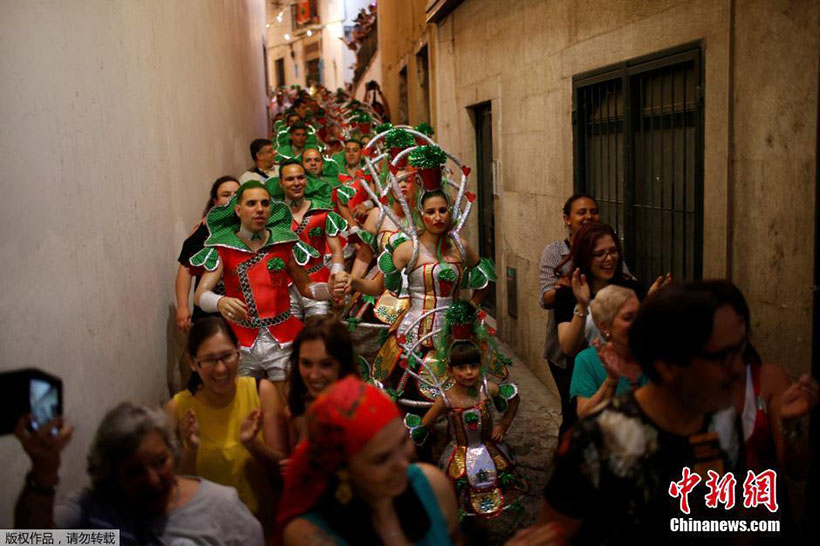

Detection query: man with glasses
xmin=539 ymin=281 xmax=748 ymax=542
xmin=193 ymin=182 xmax=336 ymax=395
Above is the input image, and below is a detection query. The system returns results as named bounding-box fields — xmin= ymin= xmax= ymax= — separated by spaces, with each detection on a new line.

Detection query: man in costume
xmin=193 ymin=181 xmax=335 ymax=394
xmin=268 ymin=160 xmax=347 ymax=319
xmin=275 ymin=122 xmax=316 ymax=163
xmin=239 ymin=139 xmax=278 ymax=184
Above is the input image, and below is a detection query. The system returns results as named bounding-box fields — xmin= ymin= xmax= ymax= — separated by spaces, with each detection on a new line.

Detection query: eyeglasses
xmin=591 ymin=247 xmax=619 ymax=260
xmin=195 ymin=350 xmax=241 ymax=369
xmin=695 ymin=338 xmax=748 ymax=368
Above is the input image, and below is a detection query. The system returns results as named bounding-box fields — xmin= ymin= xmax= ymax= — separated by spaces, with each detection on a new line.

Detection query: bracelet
xmin=330 ymin=262 xmax=345 ymax=275
xmin=26 ymin=472 xmax=57 ymax=495
xmin=573 ymin=304 xmax=588 ymax=318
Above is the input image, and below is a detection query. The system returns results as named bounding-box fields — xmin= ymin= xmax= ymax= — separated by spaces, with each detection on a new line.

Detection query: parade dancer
xmin=267 ymin=160 xmax=347 ymax=319
xmin=192 ymin=182 xmax=336 ymax=397
xmin=336 ymin=131 xmax=499 ymax=407
xmin=405 ymin=301 xmax=526 ymax=519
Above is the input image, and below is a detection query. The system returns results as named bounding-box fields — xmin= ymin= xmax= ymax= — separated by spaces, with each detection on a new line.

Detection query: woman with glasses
xmin=166 ymin=316 xmax=281 ymax=539
xmin=553 ymin=223 xmax=668 ymax=435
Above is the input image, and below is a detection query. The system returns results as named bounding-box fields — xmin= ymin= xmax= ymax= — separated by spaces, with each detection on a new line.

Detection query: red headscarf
xmin=275 ymin=377 xmax=400 ymax=533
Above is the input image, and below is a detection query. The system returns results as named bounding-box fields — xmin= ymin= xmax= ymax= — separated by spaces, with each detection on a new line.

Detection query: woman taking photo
xmin=166 ymin=317 xmax=281 ymax=538
xmin=569 ymin=284 xmax=647 ymax=418
xmin=278 ymin=376 xmax=460 ymax=545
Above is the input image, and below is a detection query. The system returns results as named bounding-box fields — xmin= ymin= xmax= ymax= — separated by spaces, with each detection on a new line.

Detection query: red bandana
xmin=275 ymin=377 xmax=400 ymax=533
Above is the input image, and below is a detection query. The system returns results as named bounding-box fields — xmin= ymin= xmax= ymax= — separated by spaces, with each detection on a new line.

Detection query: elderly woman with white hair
xmin=569 ymin=284 xmax=648 ymax=418
xmin=14 ymin=401 xmax=263 ymax=546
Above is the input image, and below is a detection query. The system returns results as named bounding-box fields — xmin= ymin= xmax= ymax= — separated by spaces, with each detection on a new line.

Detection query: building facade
xmin=379 ymin=0 xmax=818 ymax=388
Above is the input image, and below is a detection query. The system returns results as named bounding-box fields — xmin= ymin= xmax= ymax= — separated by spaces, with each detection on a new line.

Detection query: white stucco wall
xmin=0 ymin=0 xmax=267 ymax=525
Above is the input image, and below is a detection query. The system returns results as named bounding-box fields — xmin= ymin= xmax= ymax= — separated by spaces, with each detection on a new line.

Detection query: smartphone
xmin=0 ymin=368 xmax=63 ymax=435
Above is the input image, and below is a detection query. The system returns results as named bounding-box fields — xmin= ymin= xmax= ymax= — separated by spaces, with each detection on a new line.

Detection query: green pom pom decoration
xmin=405 ymin=414 xmax=422 ymax=427
xmin=414 ymin=122 xmax=435 ymax=137
xmin=352 ymin=111 xmax=372 ymax=123
xmin=464 ymin=412 xmax=479 ymax=424
xmin=410 ymin=427 xmax=428 ymax=445
xmin=375 ymin=122 xmax=393 ymax=134
xmin=384 ymin=128 xmax=415 ymax=149
xmin=267 ymin=257 xmax=286 ymax=272
xmin=308 ymin=226 xmax=323 ymax=237
xmin=445 ymin=300 xmax=477 ymax=326
xmin=408 ymin=145 xmax=447 ymax=169
xmin=438 ymin=266 xmax=458 ymax=282
xmin=498 ymin=383 xmax=516 ymax=399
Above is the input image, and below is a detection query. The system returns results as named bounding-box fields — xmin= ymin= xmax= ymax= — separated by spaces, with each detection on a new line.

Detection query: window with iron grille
xmin=573 ymin=47 xmax=703 ymax=286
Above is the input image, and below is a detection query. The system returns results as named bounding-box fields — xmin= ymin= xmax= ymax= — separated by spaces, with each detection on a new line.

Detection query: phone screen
xmin=30 ymin=378 xmax=59 ymax=429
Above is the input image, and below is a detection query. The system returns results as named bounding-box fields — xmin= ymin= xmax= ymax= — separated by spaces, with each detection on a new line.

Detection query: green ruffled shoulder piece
xmin=189 ymin=247 xmax=221 ymax=272
xmin=335 ymin=183 xmax=357 ymax=205
xmin=493 ymin=382 xmax=519 ymax=413
xmin=325 ymin=211 xmax=348 ymax=237
xmin=275 ymin=128 xmax=290 ymax=148
xmin=377 ymin=234 xmax=408 ymax=294
xmin=321 ymin=157 xmax=341 ymax=178
xmin=462 ymin=257 xmax=497 ymax=290
xmin=201 ymin=196 xmax=298 ymax=253
xmin=403 ymin=414 xmax=429 ymax=446
xmin=293 ymin=240 xmax=321 ymax=266
xmin=330 ymin=152 xmax=346 ymax=171
xmin=355 ymin=229 xmax=378 ymax=253
xmin=275 ymin=144 xmax=303 ymax=163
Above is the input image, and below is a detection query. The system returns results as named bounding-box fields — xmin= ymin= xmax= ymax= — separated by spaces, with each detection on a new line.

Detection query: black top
xmin=543 ymin=391 xmax=742 ymax=544
xmin=177 ymin=223 xmax=223 ymax=323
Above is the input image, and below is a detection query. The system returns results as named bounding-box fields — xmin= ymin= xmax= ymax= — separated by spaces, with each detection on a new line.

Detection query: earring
xmin=335 ymin=469 xmax=353 ymax=505
xmin=603 ymin=332 xmax=611 ymax=340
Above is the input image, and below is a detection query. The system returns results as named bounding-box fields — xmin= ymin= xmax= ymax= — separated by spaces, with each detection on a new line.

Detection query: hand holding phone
xmin=14 ymin=414 xmax=73 ymax=485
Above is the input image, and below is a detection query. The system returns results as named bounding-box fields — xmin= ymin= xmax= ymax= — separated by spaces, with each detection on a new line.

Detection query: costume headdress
xmin=276 ymin=377 xmax=400 ymax=531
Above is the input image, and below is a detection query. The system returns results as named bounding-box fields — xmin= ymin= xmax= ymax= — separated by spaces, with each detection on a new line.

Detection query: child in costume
xmin=405 ymin=301 xmax=526 ymax=519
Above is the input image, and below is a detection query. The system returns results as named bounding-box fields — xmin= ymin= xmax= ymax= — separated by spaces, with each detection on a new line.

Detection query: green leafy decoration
xmin=414 ymin=122 xmax=435 ymax=137
xmin=438 ymin=266 xmax=458 ymax=282
xmin=352 ymin=112 xmax=373 ymax=124
xmin=375 ymin=122 xmax=393 ymax=134
xmin=361 ymin=294 xmax=376 ymax=305
xmin=267 ymin=257 xmax=286 ymax=272
xmin=408 ymin=145 xmax=447 ymax=169
xmin=345 ymin=317 xmax=361 ymax=332
xmin=410 ymin=427 xmax=428 ymax=445
xmin=385 ymin=387 xmax=404 ymax=400
xmin=384 ymin=128 xmax=415 ymax=149
xmin=445 ymin=300 xmax=477 ymax=326
xmin=308 ymin=227 xmax=323 ymax=237
xmin=404 ymin=414 xmax=422 ymax=427
xmin=498 ymin=383 xmax=517 ymax=399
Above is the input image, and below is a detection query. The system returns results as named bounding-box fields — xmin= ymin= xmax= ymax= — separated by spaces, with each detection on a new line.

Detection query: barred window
xmin=573 ymin=47 xmax=703 ymax=285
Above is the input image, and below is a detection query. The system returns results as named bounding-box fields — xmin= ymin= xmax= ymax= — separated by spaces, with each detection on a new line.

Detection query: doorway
xmin=472 ymin=102 xmax=496 ymax=316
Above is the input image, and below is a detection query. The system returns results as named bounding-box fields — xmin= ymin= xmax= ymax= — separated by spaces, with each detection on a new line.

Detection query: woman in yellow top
xmin=166 ymin=316 xmax=282 ymax=539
